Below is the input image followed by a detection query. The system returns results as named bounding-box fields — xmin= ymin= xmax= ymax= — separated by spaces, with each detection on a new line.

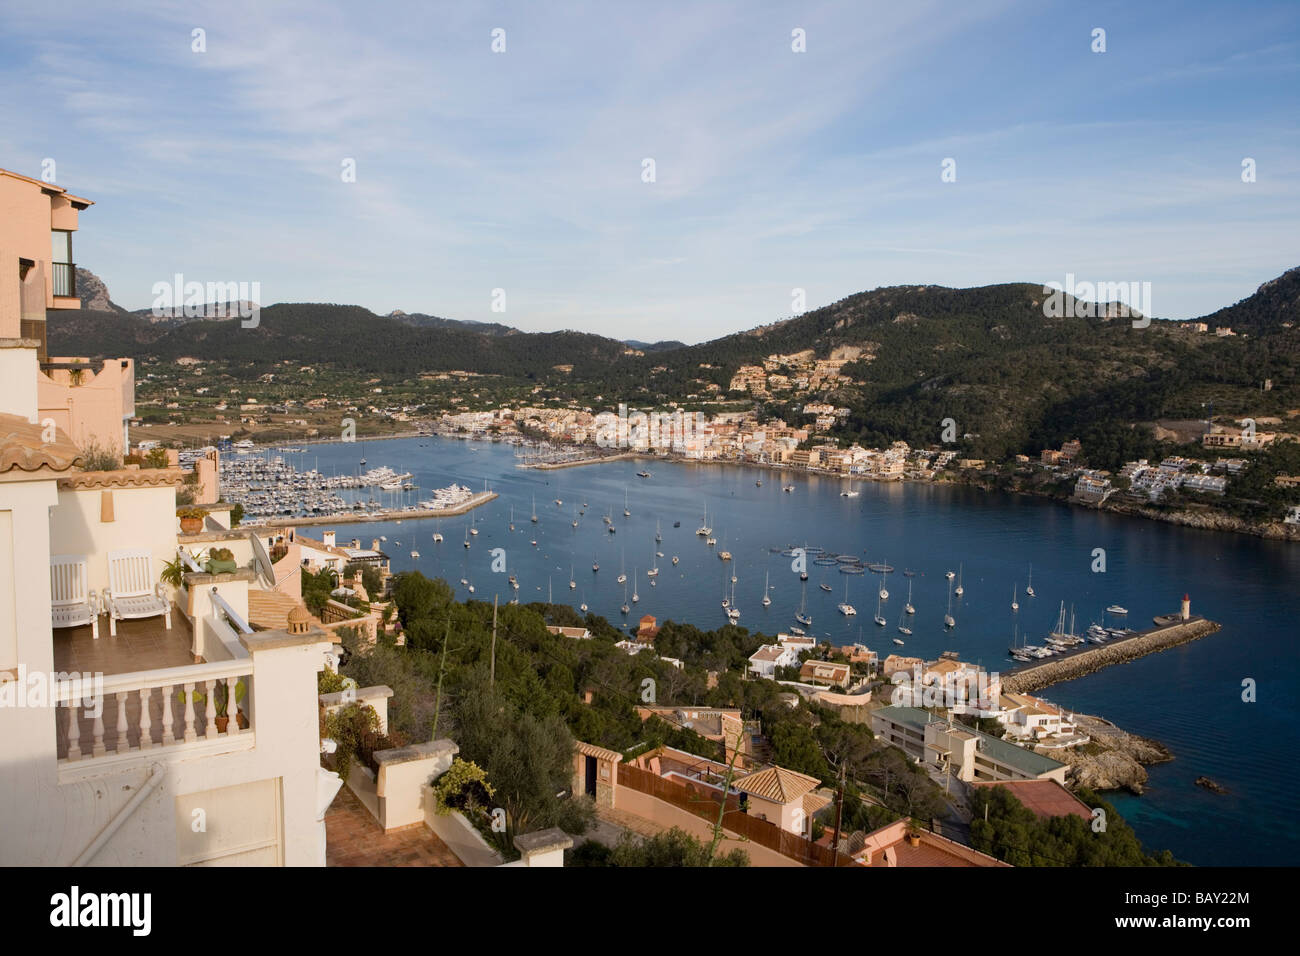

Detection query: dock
xmin=247 ymin=491 xmax=499 ymax=529
xmin=1001 ymin=614 xmax=1221 ymax=695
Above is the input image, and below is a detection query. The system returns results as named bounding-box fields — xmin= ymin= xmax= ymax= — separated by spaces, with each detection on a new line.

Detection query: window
xmin=51 ymin=230 xmax=72 ymax=264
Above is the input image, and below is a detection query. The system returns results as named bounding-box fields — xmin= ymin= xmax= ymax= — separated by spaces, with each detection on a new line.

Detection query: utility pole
xmin=829 ymin=760 xmax=847 ymax=867
xmin=431 ymin=618 xmax=451 ymax=740
xmin=490 ymin=595 xmax=498 ymax=687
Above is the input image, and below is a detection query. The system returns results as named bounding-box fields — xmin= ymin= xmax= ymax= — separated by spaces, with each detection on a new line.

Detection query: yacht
xmin=954 ymin=563 xmax=963 ymax=597
xmin=631 ymin=570 xmax=639 ymax=604
xmin=878 ymin=572 xmax=889 ymax=601
xmin=761 ymin=571 xmax=772 ymax=607
xmin=837 ymin=578 xmax=857 ymax=616
xmin=945 ymin=569 xmax=956 ymax=580
xmin=944 ymin=578 xmax=955 ymax=628
xmin=1011 ymin=584 xmax=1019 ymax=612
xmin=1107 ymin=605 xmax=1129 ymax=615
xmin=671 ymin=556 xmax=679 ymax=565
xmin=897 ymin=606 xmax=912 ymax=636
xmin=531 ymin=496 xmax=538 ymax=523
xmin=905 ymin=580 xmax=915 ymax=615
xmin=783 ymin=484 xmax=795 ymax=493
xmin=873 ymin=592 xmax=886 ymax=627
xmin=795 ymin=582 xmax=812 ymax=627
xmin=623 ymin=490 xmax=631 ymax=518
xmin=1025 ymin=564 xmax=1035 ymax=597
xmin=893 ymin=637 xmax=905 ymax=645
xmin=410 ymin=549 xmax=420 ymax=558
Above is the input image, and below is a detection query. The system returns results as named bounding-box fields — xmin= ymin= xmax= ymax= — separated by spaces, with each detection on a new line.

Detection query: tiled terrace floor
xmin=53 ymin=609 xmax=194 ymax=677
xmin=325 ymin=786 xmax=463 ymax=866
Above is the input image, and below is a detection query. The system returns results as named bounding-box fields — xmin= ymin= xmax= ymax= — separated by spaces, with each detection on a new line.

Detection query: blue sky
xmin=3 ymin=0 xmax=1297 ymax=342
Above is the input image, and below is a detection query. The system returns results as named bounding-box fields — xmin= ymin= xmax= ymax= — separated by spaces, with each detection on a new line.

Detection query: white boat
xmin=783 ymin=484 xmax=795 ymax=493
xmin=433 ymin=531 xmax=443 ymax=543
xmin=1026 ymin=564 xmax=1035 ymax=597
xmin=893 ymin=637 xmax=905 ymax=645
xmin=878 ymin=570 xmax=889 ymax=601
xmin=569 ymin=565 xmax=576 ymax=590
xmin=944 ymin=578 xmax=955 ymax=628
xmin=954 ymin=563 xmax=964 ymax=597
xmin=623 ymin=490 xmax=631 ymax=518
xmin=631 ymin=568 xmax=639 ymax=603
xmin=761 ymin=571 xmax=772 ymax=607
xmin=1011 ymin=584 xmax=1019 ymax=612
xmin=945 ymin=569 xmax=955 ymax=580
xmin=531 ymin=496 xmax=538 ymax=523
xmin=873 ymin=592 xmax=886 ymax=626
xmin=905 ymin=580 xmax=915 ymax=615
xmin=841 ymin=477 xmax=859 ymax=498
xmin=897 ymin=606 xmax=912 ymax=636
xmin=838 ymin=577 xmax=856 ymax=616
xmin=1107 ymin=605 xmax=1129 ymax=615
xmin=410 ymin=549 xmax=420 ymax=558
xmin=795 ymin=582 xmax=812 ymax=627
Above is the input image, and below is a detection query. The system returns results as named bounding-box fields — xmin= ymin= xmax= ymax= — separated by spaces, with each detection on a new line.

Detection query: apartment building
xmin=1 ymin=167 xmax=135 ymax=457
xmin=1 ymin=172 xmax=338 ymax=866
xmin=870 ymin=706 xmax=1068 ymax=785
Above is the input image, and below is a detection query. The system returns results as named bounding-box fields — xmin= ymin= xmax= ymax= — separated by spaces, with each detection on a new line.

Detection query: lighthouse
xmin=1181 ymin=594 xmax=1190 ymax=621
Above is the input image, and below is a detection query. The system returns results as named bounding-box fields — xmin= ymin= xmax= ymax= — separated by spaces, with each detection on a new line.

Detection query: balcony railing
xmin=55 ymin=659 xmax=254 ymax=763
xmin=51 ymin=261 xmax=76 ymax=297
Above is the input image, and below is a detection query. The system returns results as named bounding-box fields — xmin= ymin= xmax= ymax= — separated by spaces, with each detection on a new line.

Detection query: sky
xmin=2 ymin=0 xmax=1298 ymax=343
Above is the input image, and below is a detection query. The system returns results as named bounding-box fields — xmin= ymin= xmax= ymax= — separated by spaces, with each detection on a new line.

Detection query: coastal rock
xmin=1195 ymin=776 xmax=1228 ymax=794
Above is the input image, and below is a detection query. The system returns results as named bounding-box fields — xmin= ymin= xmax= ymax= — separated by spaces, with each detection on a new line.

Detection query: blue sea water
xmin=267 ymin=435 xmax=1299 ymax=866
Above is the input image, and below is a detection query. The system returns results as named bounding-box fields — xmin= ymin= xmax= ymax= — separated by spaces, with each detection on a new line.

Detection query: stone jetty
xmin=1003 ymin=616 xmax=1221 ymax=695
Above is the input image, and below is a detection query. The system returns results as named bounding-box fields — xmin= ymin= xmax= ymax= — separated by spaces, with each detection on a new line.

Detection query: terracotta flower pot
xmin=180 ymin=516 xmax=203 ymax=534
xmin=905 ymin=832 xmax=921 ymax=847
xmin=215 ymin=716 xmax=229 ymax=734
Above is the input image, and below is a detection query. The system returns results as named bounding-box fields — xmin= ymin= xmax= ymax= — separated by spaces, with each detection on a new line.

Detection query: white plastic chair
xmin=50 ymin=555 xmax=100 ymax=640
xmin=105 ymin=549 xmax=171 ymax=636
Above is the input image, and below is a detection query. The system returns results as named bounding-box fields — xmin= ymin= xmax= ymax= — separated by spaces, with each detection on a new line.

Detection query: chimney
xmin=322 ymin=530 xmax=336 ymax=547
xmin=371 ymin=538 xmax=381 ymax=551
xmin=1181 ymin=594 xmax=1190 ymax=620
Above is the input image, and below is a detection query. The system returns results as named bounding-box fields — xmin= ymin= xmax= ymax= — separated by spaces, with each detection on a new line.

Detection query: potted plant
xmin=213 ymin=678 xmax=247 ymax=733
xmin=160 ymin=554 xmax=187 ymax=590
xmin=177 ymin=506 xmax=208 ymax=534
xmin=206 ymin=547 xmax=237 ymax=575
xmin=905 ymin=820 xmax=924 ymax=847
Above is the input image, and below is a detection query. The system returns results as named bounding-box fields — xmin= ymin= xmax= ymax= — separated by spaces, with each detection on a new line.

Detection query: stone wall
xmin=1003 ymin=619 xmax=1221 ymax=695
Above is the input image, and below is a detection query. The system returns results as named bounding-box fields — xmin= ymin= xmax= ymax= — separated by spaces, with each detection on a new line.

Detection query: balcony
xmin=52 ymin=596 xmax=256 ymax=767
xmin=51 ymin=261 xmax=76 ymax=298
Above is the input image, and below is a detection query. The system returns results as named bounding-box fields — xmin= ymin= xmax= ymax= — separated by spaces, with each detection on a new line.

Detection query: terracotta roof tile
xmin=0 ymin=413 xmax=83 ymax=474
xmin=733 ymin=766 xmax=822 ymax=804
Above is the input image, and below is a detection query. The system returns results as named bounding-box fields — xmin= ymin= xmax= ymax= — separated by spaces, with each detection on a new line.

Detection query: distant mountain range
xmin=58 ymin=266 xmax=1299 ymax=464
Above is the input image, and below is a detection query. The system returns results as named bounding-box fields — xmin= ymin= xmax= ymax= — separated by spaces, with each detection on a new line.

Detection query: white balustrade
xmin=55 ymin=661 xmax=254 ymax=763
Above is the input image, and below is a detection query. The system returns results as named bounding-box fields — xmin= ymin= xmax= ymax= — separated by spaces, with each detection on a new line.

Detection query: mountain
xmin=623 ymin=339 xmax=688 ymax=352
xmin=74 ymin=267 xmax=127 ymax=314
xmin=49 ymin=268 xmax=1299 ymax=467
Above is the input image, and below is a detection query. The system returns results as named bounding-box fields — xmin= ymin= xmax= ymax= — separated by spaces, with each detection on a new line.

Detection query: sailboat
xmin=580 ymin=592 xmax=588 ymax=613
xmin=432 ymin=521 xmax=443 ymax=543
xmin=897 ymin=605 xmax=912 ymax=636
xmin=905 ymin=580 xmax=915 ymax=615
xmin=463 ymin=525 xmax=471 ymax=549
xmin=837 ymin=578 xmax=856 ymax=616
xmin=509 ymin=506 xmax=515 ymax=532
xmin=655 ymin=519 xmax=662 ymax=543
xmin=623 ymin=489 xmax=631 ymax=518
xmin=878 ymin=571 xmax=889 ymax=601
xmin=761 ymin=571 xmax=772 ymax=607
xmin=840 ymin=476 xmax=859 ymax=497
xmin=617 ymin=551 xmax=627 ymax=585
xmin=592 ymin=553 xmax=599 ymax=573
xmin=873 ymin=591 xmax=886 ymax=627
xmin=1026 ymin=564 xmax=1035 ymax=598
xmin=469 ymin=513 xmax=478 ymax=536
xmin=531 ymin=496 xmax=538 ymax=523
xmin=647 ymin=549 xmax=659 ymax=577
xmin=819 ymin=570 xmax=832 ymax=593
xmin=944 ymin=578 xmax=955 ymax=628
xmin=620 ymin=582 xmax=629 ymax=615
xmin=572 ymin=507 xmax=579 ymax=529
xmin=631 ymin=569 xmax=639 ymax=604
xmin=795 ymin=582 xmax=812 ymax=627
xmin=954 ymin=563 xmax=963 ymax=596
xmin=696 ymin=503 xmax=712 ymax=536
xmin=569 ymin=565 xmax=576 ymax=590
xmin=1011 ymin=584 xmax=1019 ymax=612
xmin=727 ymin=577 xmax=740 ymax=620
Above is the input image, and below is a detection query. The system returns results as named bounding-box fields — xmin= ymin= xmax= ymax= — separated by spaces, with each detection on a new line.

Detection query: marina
xmin=256 ymin=433 xmax=1293 ymax=866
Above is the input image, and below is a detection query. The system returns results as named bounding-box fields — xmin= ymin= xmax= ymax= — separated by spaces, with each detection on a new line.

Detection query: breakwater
xmin=1002 ymin=617 xmax=1222 ymax=694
